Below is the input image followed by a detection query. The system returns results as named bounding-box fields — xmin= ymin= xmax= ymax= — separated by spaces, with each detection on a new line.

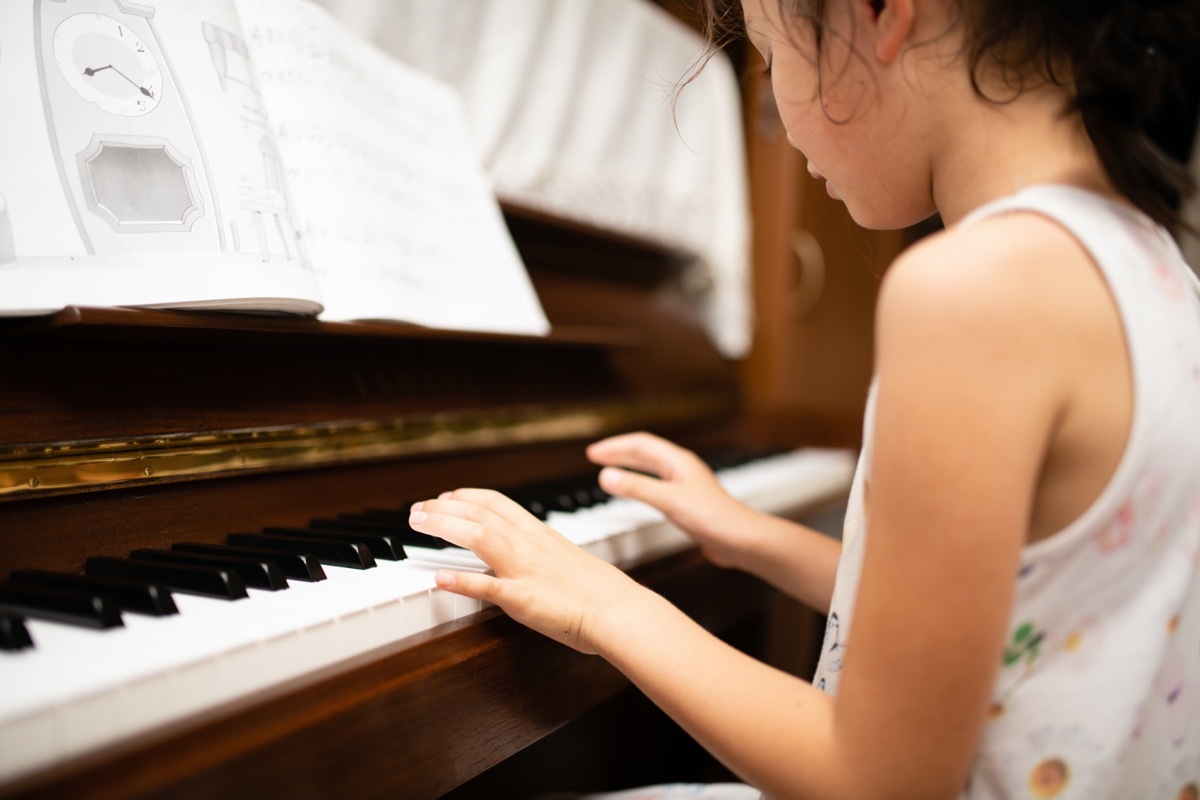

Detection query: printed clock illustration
xmin=36 ymin=0 xmax=223 ymax=254
xmin=53 ymin=11 xmax=163 ymax=117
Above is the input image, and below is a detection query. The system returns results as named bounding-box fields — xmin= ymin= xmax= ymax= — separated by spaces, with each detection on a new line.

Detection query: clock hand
xmin=82 ymin=64 xmax=155 ymax=98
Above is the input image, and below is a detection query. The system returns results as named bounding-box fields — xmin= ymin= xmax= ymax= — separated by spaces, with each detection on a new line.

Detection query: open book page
xmin=0 ymin=0 xmax=322 ymax=316
xmin=235 ymin=0 xmax=550 ymax=336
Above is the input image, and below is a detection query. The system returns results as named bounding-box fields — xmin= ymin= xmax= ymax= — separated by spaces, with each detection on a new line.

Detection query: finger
xmin=597 ymin=465 xmax=682 ymax=512
xmin=434 ymin=568 xmax=504 ymax=604
xmin=419 ymin=495 xmax=510 ymax=528
xmin=586 ymin=432 xmax=692 ymax=478
xmin=407 ymin=502 xmax=484 ymax=550
xmin=439 ymin=487 xmax=544 ymax=530
xmin=408 ymin=498 xmax=517 ymax=557
xmin=586 ymin=431 xmax=666 ymax=466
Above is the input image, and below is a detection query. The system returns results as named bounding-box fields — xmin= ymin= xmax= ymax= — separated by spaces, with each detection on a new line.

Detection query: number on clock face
xmin=53 ymin=12 xmax=164 ymax=117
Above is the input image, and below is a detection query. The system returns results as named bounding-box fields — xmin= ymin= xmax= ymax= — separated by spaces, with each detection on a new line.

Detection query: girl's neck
xmin=929 ymin=79 xmax=1115 ymax=227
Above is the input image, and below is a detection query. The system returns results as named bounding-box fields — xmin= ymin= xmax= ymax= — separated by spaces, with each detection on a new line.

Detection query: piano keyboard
xmin=0 ymin=448 xmax=854 ymax=784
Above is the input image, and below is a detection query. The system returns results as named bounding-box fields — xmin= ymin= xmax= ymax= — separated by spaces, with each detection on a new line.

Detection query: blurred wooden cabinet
xmin=737 ymin=62 xmax=910 ymax=449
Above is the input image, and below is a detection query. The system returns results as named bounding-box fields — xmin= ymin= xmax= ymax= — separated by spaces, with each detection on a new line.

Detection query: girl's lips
xmin=807 ymin=161 xmax=840 ymax=200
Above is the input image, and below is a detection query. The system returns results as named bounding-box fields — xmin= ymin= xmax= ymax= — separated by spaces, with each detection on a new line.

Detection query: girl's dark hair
xmin=959 ymin=0 xmax=1199 ymax=233
xmin=695 ymin=0 xmax=1200 ymax=233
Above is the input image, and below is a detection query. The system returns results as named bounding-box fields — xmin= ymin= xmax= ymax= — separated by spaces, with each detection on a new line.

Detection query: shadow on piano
xmin=0 ymin=206 xmax=853 ymax=799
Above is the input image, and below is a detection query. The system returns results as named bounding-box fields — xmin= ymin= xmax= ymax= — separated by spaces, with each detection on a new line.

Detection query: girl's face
xmin=742 ymin=0 xmax=940 ymax=229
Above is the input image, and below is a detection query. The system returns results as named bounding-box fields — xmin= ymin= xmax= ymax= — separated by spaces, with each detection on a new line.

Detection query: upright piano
xmin=0 ymin=207 xmax=853 ymax=799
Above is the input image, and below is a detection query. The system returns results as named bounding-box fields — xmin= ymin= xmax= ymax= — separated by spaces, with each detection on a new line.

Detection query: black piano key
xmin=226 ymin=532 xmax=376 ymax=569
xmin=561 ymin=482 xmax=600 ymax=509
xmin=701 ymin=445 xmax=784 ymax=471
xmin=586 ymin=483 xmax=612 ymax=504
xmin=518 ymin=499 xmax=550 ymax=520
xmin=504 ymin=489 xmax=551 ymax=519
xmin=355 ymin=510 xmax=456 ymax=550
xmin=130 ymin=549 xmax=289 ymax=592
xmin=8 ymin=570 xmax=178 ymax=616
xmin=86 ymin=557 xmax=248 ymax=600
xmin=0 ymin=613 xmax=34 ymax=651
xmin=321 ymin=515 xmax=404 ymax=533
xmin=0 ymin=583 xmax=123 ymax=629
xmin=307 ymin=519 xmax=411 ymax=559
xmin=505 ymin=476 xmax=602 ymax=517
xmin=171 ymin=542 xmax=327 ymax=582
xmin=266 ymin=525 xmax=405 ymax=561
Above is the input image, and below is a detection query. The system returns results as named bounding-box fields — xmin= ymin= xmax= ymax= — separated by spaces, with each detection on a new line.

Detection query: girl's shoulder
xmin=877 ymin=209 xmax=1106 ymax=346
xmin=870 ymin=205 xmax=1135 ymax=543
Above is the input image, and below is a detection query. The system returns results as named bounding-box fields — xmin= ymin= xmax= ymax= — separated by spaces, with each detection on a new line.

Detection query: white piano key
xmin=313 ymin=569 xmax=429 ymax=639
xmin=3 ymin=619 xmax=208 ymax=717
xmin=386 ymin=559 xmax=486 ymax=620
xmin=576 ymin=497 xmax=663 ymax=537
xmin=403 ymin=545 xmax=488 ymax=569
xmin=240 ymin=587 xmax=349 ymax=676
xmin=546 ymin=508 xmax=624 ymax=546
xmin=0 ymin=700 xmax=55 ymax=781
xmin=721 ymin=450 xmax=856 ymax=514
xmin=0 ymin=618 xmax=215 ymax=779
xmin=325 ymin=565 xmax=437 ymax=638
xmin=123 ymin=597 xmax=278 ymax=718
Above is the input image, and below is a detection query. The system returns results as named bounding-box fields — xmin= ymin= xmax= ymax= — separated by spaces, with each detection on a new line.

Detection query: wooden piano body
xmin=0 ymin=208 xmax=849 ymax=799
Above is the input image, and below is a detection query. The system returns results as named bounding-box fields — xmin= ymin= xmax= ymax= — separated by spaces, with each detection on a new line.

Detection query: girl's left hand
xmin=407 ymin=488 xmax=643 ymax=654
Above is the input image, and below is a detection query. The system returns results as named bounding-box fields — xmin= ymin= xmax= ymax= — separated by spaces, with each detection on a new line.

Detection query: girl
xmin=408 ymin=0 xmax=1200 ymax=796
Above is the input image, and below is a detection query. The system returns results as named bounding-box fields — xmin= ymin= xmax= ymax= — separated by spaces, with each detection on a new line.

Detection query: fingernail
xmin=438 ymin=491 xmax=452 ymax=499
xmin=599 ymin=467 xmax=621 ymax=489
xmin=409 ymin=509 xmax=427 ymax=523
xmin=410 ymin=501 xmax=423 ymax=512
xmin=435 ymin=570 xmax=455 ymax=589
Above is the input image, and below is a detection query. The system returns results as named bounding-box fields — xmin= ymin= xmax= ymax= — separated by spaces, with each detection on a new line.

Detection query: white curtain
xmin=313 ymin=0 xmax=753 ymax=358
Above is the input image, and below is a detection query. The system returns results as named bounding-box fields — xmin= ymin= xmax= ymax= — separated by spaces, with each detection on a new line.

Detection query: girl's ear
xmin=870 ymin=0 xmax=915 ymax=64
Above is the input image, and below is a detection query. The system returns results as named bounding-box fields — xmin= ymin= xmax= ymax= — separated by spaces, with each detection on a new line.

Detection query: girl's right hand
xmin=585 ymin=432 xmax=756 ymax=569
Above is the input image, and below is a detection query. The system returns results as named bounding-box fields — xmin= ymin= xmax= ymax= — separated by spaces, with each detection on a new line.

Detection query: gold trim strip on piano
xmin=0 ymin=394 xmax=733 ymax=499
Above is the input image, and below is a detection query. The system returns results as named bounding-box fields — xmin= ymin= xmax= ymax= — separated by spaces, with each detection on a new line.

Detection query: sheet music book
xmin=0 ymin=0 xmax=550 ymax=336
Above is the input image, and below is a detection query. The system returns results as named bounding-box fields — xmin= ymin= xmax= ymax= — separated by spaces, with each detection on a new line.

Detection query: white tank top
xmin=813 ymin=185 xmax=1200 ymax=798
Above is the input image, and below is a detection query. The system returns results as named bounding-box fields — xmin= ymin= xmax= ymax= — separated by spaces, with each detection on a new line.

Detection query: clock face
xmin=53 ymin=12 xmax=164 ymax=117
